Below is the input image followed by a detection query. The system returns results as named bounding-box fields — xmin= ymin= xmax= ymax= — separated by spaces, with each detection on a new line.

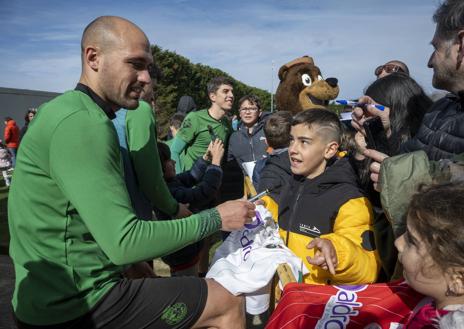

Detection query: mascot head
xmin=275 ymin=56 xmax=339 ymax=114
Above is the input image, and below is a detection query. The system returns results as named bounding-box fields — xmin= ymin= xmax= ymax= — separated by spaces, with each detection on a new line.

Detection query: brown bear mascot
xmin=275 ymin=56 xmax=339 ymax=114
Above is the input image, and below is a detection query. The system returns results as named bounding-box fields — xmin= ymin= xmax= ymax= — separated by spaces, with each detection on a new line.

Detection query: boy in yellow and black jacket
xmin=276 ymin=109 xmax=380 ymax=285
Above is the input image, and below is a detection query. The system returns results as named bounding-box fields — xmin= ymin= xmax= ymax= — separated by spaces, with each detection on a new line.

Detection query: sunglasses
xmin=374 ymin=64 xmax=405 ymax=77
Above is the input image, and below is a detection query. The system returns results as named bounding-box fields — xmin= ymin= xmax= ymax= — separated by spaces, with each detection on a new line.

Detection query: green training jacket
xmin=8 ymin=90 xmax=221 ymax=325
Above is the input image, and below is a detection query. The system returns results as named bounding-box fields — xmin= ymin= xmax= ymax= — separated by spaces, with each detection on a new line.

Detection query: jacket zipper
xmin=285 ymin=182 xmax=304 ymax=246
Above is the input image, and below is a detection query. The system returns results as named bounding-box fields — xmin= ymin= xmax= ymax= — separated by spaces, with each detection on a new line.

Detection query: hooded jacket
xmin=278 ymin=157 xmax=380 ymax=285
xmin=254 ymin=148 xmax=292 ymax=201
xmin=176 ymin=95 xmax=197 ymax=115
xmin=227 ymin=112 xmax=270 ymax=166
xmin=4 ymin=119 xmax=20 ymax=148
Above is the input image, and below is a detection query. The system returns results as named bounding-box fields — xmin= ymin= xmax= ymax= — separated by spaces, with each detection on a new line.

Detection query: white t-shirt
xmin=207 ymin=205 xmax=308 ymax=314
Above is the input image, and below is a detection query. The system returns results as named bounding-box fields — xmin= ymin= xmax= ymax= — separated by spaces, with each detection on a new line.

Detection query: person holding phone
xmin=351 ymin=0 xmax=464 ymax=250
xmin=350 ymin=73 xmax=432 ymax=280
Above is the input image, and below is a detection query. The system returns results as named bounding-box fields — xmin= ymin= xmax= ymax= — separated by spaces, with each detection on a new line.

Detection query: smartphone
xmin=363 ymin=117 xmax=390 ymax=155
xmin=207 ymin=125 xmax=217 ymax=141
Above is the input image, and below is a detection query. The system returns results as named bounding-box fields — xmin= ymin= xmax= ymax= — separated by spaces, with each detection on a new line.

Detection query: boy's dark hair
xmin=4 ymin=117 xmax=12 ymax=122
xmin=433 ymin=0 xmax=464 ymax=41
xmin=408 ymin=182 xmax=464 ymax=273
xmin=207 ymin=76 xmax=234 ymax=95
xmin=238 ymin=94 xmax=261 ymax=110
xmin=169 ymin=113 xmax=185 ymax=130
xmin=264 ymin=111 xmax=292 ymax=149
xmin=157 ymin=142 xmax=171 ymax=166
xmin=292 ymin=109 xmax=341 ymax=144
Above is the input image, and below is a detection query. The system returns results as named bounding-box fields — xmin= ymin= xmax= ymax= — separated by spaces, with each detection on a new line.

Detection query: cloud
xmin=0 ymin=0 xmax=439 ymax=100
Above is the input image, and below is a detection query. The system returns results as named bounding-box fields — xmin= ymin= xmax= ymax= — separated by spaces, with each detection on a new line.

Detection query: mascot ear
xmin=278 ymin=56 xmax=314 ymax=81
xmin=278 ymin=66 xmax=288 ymax=81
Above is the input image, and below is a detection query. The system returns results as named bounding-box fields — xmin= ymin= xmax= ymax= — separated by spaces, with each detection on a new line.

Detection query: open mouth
xmin=308 ymin=94 xmax=329 ymax=106
xmin=290 ymin=157 xmax=303 ymax=166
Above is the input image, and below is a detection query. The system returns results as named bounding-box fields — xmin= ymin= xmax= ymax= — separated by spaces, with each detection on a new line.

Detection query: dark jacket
xmin=278 ymin=157 xmax=379 ymax=284
xmin=401 ymin=94 xmax=464 ymax=160
xmin=158 ymin=157 xmax=223 ymax=268
xmin=227 ymin=112 xmax=270 ymax=166
xmin=254 ymin=148 xmax=291 ymax=201
xmin=165 ymin=157 xmax=223 ymax=212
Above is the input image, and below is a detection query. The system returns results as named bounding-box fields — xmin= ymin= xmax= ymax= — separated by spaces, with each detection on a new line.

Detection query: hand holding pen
xmin=336 ymin=99 xmax=385 ymax=111
xmin=348 ymin=96 xmax=391 ymax=138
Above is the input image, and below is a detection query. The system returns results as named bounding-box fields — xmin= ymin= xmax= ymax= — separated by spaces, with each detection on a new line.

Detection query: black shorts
xmin=16 ymin=277 xmax=208 ymax=329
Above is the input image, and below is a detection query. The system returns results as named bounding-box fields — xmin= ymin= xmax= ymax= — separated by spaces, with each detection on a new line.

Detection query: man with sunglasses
xmin=374 ymin=60 xmax=410 ymax=79
xmin=227 ymin=95 xmax=270 ymax=169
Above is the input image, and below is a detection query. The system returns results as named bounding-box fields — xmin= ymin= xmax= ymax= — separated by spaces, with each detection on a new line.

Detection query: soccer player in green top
xmin=170 ymin=76 xmax=234 ymax=173
xmin=8 ymin=15 xmax=254 ymax=329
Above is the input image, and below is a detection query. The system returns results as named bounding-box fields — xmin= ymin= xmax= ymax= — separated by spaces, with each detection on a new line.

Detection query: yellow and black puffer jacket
xmin=277 ymin=157 xmax=380 ymax=285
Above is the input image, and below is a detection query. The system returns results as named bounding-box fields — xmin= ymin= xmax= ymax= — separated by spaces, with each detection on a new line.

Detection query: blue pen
xmin=336 ymin=99 xmax=385 ymax=111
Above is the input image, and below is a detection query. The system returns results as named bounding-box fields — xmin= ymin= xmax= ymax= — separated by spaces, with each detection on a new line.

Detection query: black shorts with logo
xmin=16 ymin=277 xmax=208 ymax=329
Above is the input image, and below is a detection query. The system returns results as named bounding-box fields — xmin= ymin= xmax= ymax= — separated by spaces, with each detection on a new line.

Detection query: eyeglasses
xmin=374 ymin=64 xmax=405 ymax=77
xmin=239 ymin=107 xmax=259 ymax=113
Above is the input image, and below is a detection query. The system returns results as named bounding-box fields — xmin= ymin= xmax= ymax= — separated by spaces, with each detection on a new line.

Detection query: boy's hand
xmin=209 ymin=139 xmax=224 ymax=166
xmin=203 ymin=142 xmax=212 ymax=161
xmin=174 ymin=203 xmax=192 ymax=219
xmin=306 ymin=238 xmax=338 ymax=275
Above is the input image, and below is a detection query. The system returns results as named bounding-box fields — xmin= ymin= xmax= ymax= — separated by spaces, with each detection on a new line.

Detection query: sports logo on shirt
xmin=316 ymin=285 xmax=367 ymax=329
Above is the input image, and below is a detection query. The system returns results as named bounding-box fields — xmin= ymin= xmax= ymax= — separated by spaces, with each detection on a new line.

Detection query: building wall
xmin=1 ymin=87 xmax=61 ymax=129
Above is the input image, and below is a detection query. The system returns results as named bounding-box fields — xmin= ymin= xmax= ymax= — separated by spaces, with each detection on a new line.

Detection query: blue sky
xmin=0 ymin=0 xmax=441 ymax=100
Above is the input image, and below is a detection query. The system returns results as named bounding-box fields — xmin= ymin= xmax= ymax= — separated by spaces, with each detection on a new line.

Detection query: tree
xmin=150 ymin=45 xmax=271 ymax=138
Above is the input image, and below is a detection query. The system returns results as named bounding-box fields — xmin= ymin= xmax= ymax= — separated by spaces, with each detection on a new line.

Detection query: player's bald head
xmin=81 ymin=16 xmax=149 ymax=56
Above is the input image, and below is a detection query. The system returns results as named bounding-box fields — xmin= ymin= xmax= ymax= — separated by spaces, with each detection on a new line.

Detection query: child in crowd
xmin=278 ymin=109 xmax=380 ymax=285
xmin=394 ymin=182 xmax=464 ymax=327
xmin=156 ymin=139 xmax=224 ymax=276
xmin=253 ymin=111 xmax=293 ymax=202
xmin=266 ymin=183 xmax=464 ymax=329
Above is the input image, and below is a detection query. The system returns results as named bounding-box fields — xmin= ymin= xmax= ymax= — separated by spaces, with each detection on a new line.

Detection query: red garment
xmin=404 ymin=302 xmax=449 ymax=329
xmin=4 ymin=119 xmax=20 ymax=148
xmin=266 ymin=280 xmax=426 ymax=329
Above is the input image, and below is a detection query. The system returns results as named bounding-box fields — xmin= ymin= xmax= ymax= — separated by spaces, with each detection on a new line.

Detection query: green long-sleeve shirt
xmin=8 ymin=90 xmax=221 ymax=325
xmin=115 ymin=102 xmax=178 ymax=217
xmin=171 ymin=109 xmax=231 ymax=173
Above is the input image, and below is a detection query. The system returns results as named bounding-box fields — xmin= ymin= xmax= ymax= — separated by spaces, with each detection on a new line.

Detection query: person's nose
xmin=394 ymin=234 xmax=405 ymax=253
xmin=427 ymin=53 xmax=434 ymax=69
xmin=288 ymin=143 xmax=297 ymax=155
xmin=138 ymin=69 xmax=151 ymax=85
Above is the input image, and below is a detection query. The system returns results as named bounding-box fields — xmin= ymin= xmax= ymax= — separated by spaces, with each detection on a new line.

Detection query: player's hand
xmin=306 ymin=238 xmax=338 ymax=275
xmin=216 ymin=200 xmax=256 ymax=231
